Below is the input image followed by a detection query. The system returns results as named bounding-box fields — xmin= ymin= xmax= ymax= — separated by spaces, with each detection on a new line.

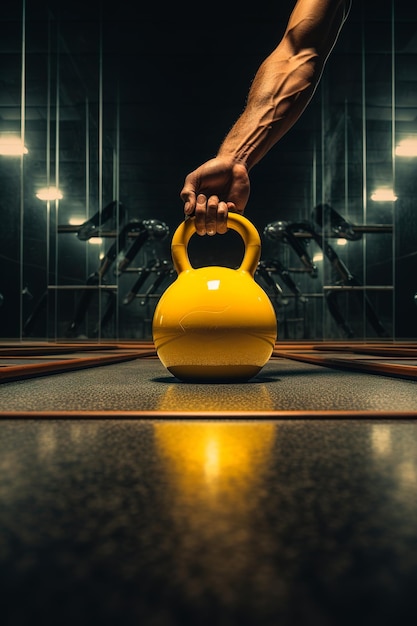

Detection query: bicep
xmin=284 ymin=0 xmax=350 ymax=57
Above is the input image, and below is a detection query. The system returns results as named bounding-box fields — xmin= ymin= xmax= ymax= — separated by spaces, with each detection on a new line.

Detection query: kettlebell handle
xmin=171 ymin=213 xmax=261 ymax=276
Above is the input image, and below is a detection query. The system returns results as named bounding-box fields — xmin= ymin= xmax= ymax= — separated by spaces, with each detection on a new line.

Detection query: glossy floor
xmin=1 ymin=342 xmax=417 ymax=624
xmin=1 ymin=417 xmax=417 ymax=625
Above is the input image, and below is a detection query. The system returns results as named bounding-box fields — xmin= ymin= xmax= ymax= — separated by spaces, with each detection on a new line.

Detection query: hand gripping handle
xmin=171 ymin=213 xmax=261 ymax=277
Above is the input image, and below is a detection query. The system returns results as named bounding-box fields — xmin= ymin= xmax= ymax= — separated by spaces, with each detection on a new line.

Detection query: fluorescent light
xmin=0 ymin=135 xmax=28 ymax=156
xmin=395 ymin=138 xmax=417 ymax=157
xmin=370 ymin=188 xmax=397 ymax=202
xmin=313 ymin=252 xmax=323 ymax=262
xmin=36 ymin=186 xmax=63 ymax=201
xmin=88 ymin=237 xmax=103 ymax=245
xmin=69 ymin=217 xmax=85 ymax=226
xmin=336 ymin=238 xmax=347 ymax=246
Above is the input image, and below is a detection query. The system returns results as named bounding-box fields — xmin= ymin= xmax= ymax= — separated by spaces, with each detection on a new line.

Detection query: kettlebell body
xmin=152 ymin=213 xmax=277 ymax=382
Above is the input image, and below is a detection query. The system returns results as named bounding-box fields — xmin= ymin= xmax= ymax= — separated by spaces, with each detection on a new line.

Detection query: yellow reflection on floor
xmin=154 ymin=422 xmax=278 ymax=600
xmin=156 ymin=383 xmax=274 ymax=412
xmin=155 ymin=422 xmax=275 ymax=493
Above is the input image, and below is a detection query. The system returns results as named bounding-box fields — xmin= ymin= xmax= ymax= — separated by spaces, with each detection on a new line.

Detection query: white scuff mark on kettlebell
xmin=178 ymin=306 xmax=232 ymax=331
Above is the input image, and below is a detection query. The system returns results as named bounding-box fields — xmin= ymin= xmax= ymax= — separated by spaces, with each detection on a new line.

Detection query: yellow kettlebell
xmin=152 ymin=213 xmax=277 ymax=382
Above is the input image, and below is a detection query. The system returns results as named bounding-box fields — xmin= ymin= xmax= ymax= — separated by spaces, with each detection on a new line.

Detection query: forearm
xmin=217 ymin=0 xmax=351 ymax=171
xmin=217 ymin=48 xmax=321 ymax=170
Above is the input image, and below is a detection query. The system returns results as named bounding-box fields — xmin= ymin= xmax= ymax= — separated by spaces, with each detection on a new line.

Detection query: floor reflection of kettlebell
xmin=152 ymin=213 xmax=277 ymax=382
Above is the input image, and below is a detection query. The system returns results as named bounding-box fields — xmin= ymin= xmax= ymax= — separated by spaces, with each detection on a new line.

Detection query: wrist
xmin=217 ymin=113 xmax=275 ymax=171
xmin=216 ymin=147 xmax=252 ymax=172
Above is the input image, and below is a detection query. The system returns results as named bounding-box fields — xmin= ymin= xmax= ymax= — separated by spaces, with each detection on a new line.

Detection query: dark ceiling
xmin=1 ymin=0 xmax=417 ymax=234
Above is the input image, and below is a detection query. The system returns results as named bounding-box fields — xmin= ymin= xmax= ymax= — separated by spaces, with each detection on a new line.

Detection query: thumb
xmin=180 ymin=181 xmax=197 ymax=215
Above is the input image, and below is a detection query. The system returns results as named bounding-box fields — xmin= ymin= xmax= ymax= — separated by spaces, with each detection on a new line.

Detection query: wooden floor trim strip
xmin=0 ymin=410 xmax=416 ymax=419
xmin=0 ymin=350 xmax=156 ymax=383
xmin=273 ymin=350 xmax=417 ymax=380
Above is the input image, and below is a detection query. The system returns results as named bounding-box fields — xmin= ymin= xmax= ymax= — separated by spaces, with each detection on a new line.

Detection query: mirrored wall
xmin=1 ymin=0 xmax=416 ymax=342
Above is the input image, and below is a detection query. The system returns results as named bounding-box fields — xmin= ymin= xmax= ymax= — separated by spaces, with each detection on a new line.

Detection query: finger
xmin=206 ymin=195 xmax=219 ymax=236
xmin=194 ymin=194 xmax=207 ymax=235
xmin=180 ymin=189 xmax=196 ymax=216
xmin=216 ymin=201 xmax=228 ymax=234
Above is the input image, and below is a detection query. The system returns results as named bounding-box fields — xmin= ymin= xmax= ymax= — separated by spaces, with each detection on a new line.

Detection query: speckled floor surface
xmin=1 ymin=356 xmax=417 ymax=415
xmin=2 ymin=348 xmax=417 ymax=624
xmin=1 ymin=417 xmax=417 ymax=625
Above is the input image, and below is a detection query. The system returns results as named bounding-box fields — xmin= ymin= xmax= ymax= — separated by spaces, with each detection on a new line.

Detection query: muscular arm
xmin=180 ymin=0 xmax=351 ymax=235
xmin=219 ymin=0 xmax=351 ymax=169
